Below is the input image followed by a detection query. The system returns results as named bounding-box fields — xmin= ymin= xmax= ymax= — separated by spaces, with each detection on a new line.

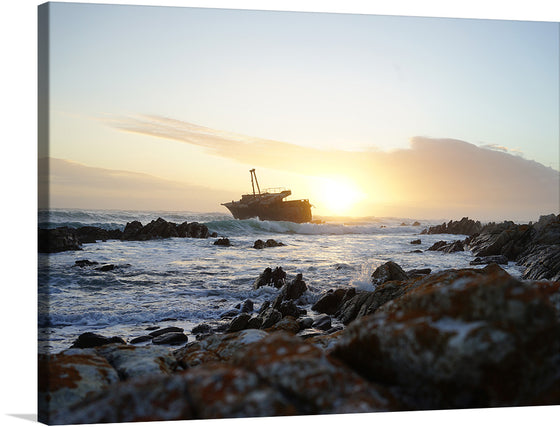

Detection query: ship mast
xmin=250 ymin=169 xmax=261 ymax=195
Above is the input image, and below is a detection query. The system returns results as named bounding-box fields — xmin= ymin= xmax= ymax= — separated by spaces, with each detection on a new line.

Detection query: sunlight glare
xmin=313 ymin=176 xmax=365 ymax=216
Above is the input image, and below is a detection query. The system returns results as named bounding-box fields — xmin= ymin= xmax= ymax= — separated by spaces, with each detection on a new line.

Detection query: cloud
xmin=39 ymin=157 xmax=231 ymax=211
xmin=105 ymin=115 xmax=560 ymax=220
xmin=481 ymin=143 xmax=525 ymax=157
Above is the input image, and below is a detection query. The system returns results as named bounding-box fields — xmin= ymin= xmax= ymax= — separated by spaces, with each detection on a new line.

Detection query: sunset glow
xmin=313 ymin=177 xmax=366 ymax=216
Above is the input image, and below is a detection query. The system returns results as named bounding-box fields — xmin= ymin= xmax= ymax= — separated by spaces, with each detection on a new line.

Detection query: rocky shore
xmin=40 ymin=256 xmax=560 ymax=423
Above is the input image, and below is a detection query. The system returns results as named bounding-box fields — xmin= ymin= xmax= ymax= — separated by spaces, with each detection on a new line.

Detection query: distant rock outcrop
xmin=421 ymin=217 xmax=482 ymax=236
xmin=38 ymin=227 xmax=82 ymax=253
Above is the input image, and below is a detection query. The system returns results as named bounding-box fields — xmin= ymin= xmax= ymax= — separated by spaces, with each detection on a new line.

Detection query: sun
xmin=313 ymin=176 xmax=365 ymax=216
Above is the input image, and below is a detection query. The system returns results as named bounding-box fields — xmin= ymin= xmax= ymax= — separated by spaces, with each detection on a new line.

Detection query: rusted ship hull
xmin=223 ymin=198 xmax=312 ymax=223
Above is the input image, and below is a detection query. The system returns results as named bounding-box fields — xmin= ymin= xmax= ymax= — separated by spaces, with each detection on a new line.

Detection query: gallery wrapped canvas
xmin=37 ymin=1 xmax=560 ymax=425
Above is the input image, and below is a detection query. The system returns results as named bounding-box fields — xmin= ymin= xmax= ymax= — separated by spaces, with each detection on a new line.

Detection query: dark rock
xmin=182 ymin=222 xmax=210 ymax=239
xmin=421 ymin=217 xmax=482 ymax=236
xmin=252 ymin=267 xmax=286 ymax=289
xmin=129 ymin=336 xmax=152 ymax=344
xmin=76 ymin=226 xmax=122 ymax=243
xmin=259 ymin=308 xmax=282 ymax=329
xmin=406 ymin=268 xmax=432 ymax=278
xmin=428 ymin=240 xmax=464 ymax=253
xmin=191 ymin=324 xmax=212 ymax=335
xmin=253 ymin=239 xmax=265 ymax=249
xmin=280 ymin=273 xmax=307 ymax=301
xmin=152 ymin=332 xmax=188 ymax=345
xmin=220 ymin=309 xmax=240 ymax=319
xmin=70 ymin=332 xmax=126 ymax=349
xmin=277 ymin=300 xmax=305 ymax=318
xmin=246 ymin=316 xmax=264 ymax=329
xmin=227 ymin=313 xmax=251 ymax=333
xmin=148 ymin=326 xmax=184 ymax=338
xmin=312 ymin=288 xmax=347 ymax=315
xmin=412 ymin=221 xmax=421 ymax=226
xmin=95 ymin=264 xmax=116 ymax=272
xmin=75 ymin=259 xmax=99 ymax=267
xmin=312 ymin=315 xmax=332 ymax=331
xmin=297 ymin=317 xmax=314 ymax=330
xmin=410 ymin=239 xmax=421 ymax=245
xmin=38 ymin=227 xmax=82 ymax=253
xmin=470 ymin=255 xmax=509 ymax=265
xmin=210 ymin=232 xmax=218 ymax=238
xmin=410 ymin=249 xmax=423 ymax=253
xmin=253 ymin=239 xmax=286 ymax=249
xmin=121 ymin=221 xmax=143 ymax=240
xmin=145 ymin=325 xmax=160 ymax=331
xmin=518 ymin=245 xmax=560 ymax=281
xmin=371 ymin=261 xmax=409 ymax=285
xmin=240 ymin=299 xmax=254 ymax=313
xmin=213 ymin=237 xmax=231 ymax=246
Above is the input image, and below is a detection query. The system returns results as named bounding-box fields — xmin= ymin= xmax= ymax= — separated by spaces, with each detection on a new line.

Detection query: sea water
xmin=38 ymin=209 xmax=524 ymax=353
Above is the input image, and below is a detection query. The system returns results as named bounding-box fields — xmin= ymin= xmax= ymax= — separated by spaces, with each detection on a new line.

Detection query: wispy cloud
xmin=481 ymin=143 xmax=525 ymax=157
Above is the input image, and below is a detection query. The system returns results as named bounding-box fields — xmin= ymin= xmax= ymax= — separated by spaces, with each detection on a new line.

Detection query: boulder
xmin=331 ymin=265 xmax=560 ymax=409
xmin=312 ymin=288 xmax=347 ymax=315
xmin=312 ymin=315 xmax=332 ymax=331
xmin=253 ymin=238 xmax=286 ymax=249
xmin=259 ymin=307 xmax=283 ymax=329
xmin=38 ymin=227 xmax=82 ymax=253
xmin=38 ymin=349 xmax=119 ymax=424
xmin=121 ymin=220 xmax=143 ymax=240
xmin=406 ymin=268 xmax=431 ymax=278
xmin=410 ymin=239 xmax=421 ymax=245
xmin=70 ymin=332 xmax=126 ymax=349
xmin=371 ymin=261 xmax=409 ymax=285
xmin=427 ymin=240 xmax=464 ymax=253
xmin=227 ymin=313 xmax=251 ymax=332
xmin=129 ymin=335 xmax=152 ymax=345
xmin=148 ymin=326 xmax=184 ymax=338
xmin=76 ymin=226 xmax=122 ymax=243
xmin=95 ymin=344 xmax=179 ymax=379
xmin=152 ymin=332 xmax=189 ymax=345
xmin=470 ymin=255 xmax=508 ymax=265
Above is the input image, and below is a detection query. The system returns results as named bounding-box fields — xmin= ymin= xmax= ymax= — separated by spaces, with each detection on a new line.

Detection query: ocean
xmin=38 ymin=208 xmax=524 ymax=353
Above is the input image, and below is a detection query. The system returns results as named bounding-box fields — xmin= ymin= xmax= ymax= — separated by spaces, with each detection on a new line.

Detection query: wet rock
xmin=227 ymin=313 xmax=251 ymax=332
xmin=240 ymin=299 xmax=254 ymax=313
xmin=259 ymin=307 xmax=283 ymax=329
xmin=219 ymin=308 xmax=240 ymax=319
xmin=191 ymin=323 xmax=212 ymax=335
xmin=428 ymin=240 xmax=464 ymax=253
xmin=470 ymin=255 xmax=508 ymax=265
xmin=410 ymin=239 xmax=421 ymax=245
xmin=252 ymin=266 xmax=286 ymax=289
xmin=331 ymin=265 xmax=560 ymax=409
xmin=38 ymin=227 xmax=82 ymax=253
xmin=213 ymin=237 xmax=231 ymax=246
xmin=312 ymin=314 xmax=332 ymax=331
xmin=253 ymin=239 xmax=286 ymax=249
xmin=38 ymin=349 xmax=119 ymax=424
xmin=518 ymin=244 xmax=560 ymax=281
xmin=277 ymin=300 xmax=305 ymax=318
xmin=95 ymin=264 xmax=117 ymax=272
xmin=371 ymin=261 xmax=409 ymax=285
xmin=95 ymin=344 xmax=179 ymax=379
xmin=280 ymin=273 xmax=308 ymax=300
xmin=121 ymin=220 xmax=143 ymax=240
xmin=412 ymin=221 xmax=421 ymax=226
xmin=148 ymin=326 xmax=184 ymax=338
xmin=129 ymin=335 xmax=152 ymax=344
xmin=421 ymin=217 xmax=482 ymax=236
xmin=297 ymin=317 xmax=314 ymax=330
xmin=152 ymin=332 xmax=189 ymax=345
xmin=267 ymin=316 xmax=301 ymax=334
xmin=312 ymin=288 xmax=347 ymax=315
xmin=246 ymin=316 xmax=264 ymax=330
xmin=74 ymin=259 xmax=98 ymax=267
xmin=76 ymin=226 xmax=122 ymax=243
xmin=70 ymin=332 xmax=126 ymax=349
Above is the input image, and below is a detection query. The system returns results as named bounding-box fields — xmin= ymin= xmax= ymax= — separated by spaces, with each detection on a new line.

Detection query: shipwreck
xmin=222 ymin=169 xmax=312 ymax=223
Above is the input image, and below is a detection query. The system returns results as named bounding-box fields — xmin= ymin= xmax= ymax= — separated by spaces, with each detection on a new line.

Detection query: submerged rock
xmin=213 ymin=237 xmax=231 ymax=246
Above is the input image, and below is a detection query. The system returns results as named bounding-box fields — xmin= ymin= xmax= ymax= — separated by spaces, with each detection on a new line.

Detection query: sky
xmin=40 ymin=1 xmax=560 ymax=220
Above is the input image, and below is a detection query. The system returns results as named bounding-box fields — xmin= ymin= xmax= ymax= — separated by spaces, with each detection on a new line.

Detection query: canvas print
xmin=37 ymin=2 xmax=560 ymax=425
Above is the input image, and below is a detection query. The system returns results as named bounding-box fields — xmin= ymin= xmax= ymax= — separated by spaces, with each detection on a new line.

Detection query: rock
xmin=312 ymin=315 xmax=332 ymax=331
xmin=421 ymin=217 xmax=482 ymax=236
xmin=267 ymin=316 xmax=301 ymax=334
xmin=191 ymin=324 xmax=212 ymax=335
xmin=148 ymin=326 xmax=184 ymax=338
xmin=121 ymin=220 xmax=143 ymax=240
xmin=279 ymin=273 xmax=307 ymax=300
xmin=227 ymin=313 xmax=251 ymax=332
xmin=38 ymin=227 xmax=82 ymax=253
xmin=410 ymin=239 xmax=421 ymax=244
xmin=129 ymin=335 xmax=152 ymax=344
xmin=180 ymin=221 xmax=210 ymax=238
xmin=240 ymin=299 xmax=254 ymax=313
xmin=331 ymin=265 xmax=560 ymax=409
xmin=297 ymin=317 xmax=314 ymax=330
xmin=76 ymin=226 xmax=122 ymax=243
xmin=74 ymin=259 xmax=98 ymax=267
xmin=95 ymin=264 xmax=117 ymax=272
xmin=70 ymin=332 xmax=126 ymax=349
xmin=95 ymin=344 xmax=179 ymax=379
xmin=219 ymin=308 xmax=240 ymax=319
xmin=152 ymin=332 xmax=189 ymax=345
xmin=371 ymin=261 xmax=409 ymax=286
xmin=252 ymin=266 xmax=286 ymax=289
xmin=427 ymin=240 xmax=464 ymax=253
xmin=470 ymin=255 xmax=509 ymax=265
xmin=312 ymin=288 xmax=347 ymax=315
xmin=406 ymin=268 xmax=431 ymax=278
xmin=246 ymin=316 xmax=264 ymax=329
xmin=213 ymin=237 xmax=231 ymax=246
xmin=411 ymin=249 xmax=423 ymax=253
xmin=276 ymin=300 xmax=305 ymax=318
xmin=259 ymin=307 xmax=282 ymax=329
xmin=412 ymin=221 xmax=421 ymax=226
xmin=38 ymin=349 xmax=119 ymax=423
xmin=231 ymin=332 xmax=397 ymax=414
xmin=253 ymin=239 xmax=286 ymax=249
xmin=518 ymin=245 xmax=560 ymax=281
